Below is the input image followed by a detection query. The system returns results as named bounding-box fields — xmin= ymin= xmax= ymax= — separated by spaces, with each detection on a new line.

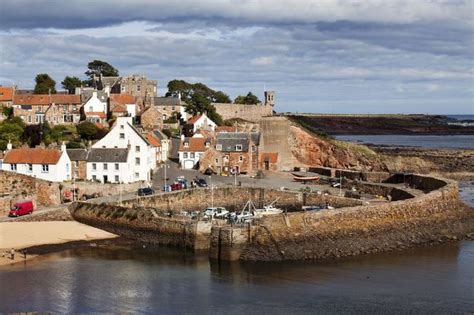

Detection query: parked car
xmin=236 ymin=210 xmax=254 ymax=223
xmin=195 ymin=177 xmax=208 ymax=187
xmin=203 ymin=207 xmax=229 ymax=219
xmin=82 ymin=193 xmax=100 ymax=200
xmin=8 ymin=201 xmax=34 ymax=217
xmin=138 ymin=187 xmax=155 ymax=196
xmin=203 ymin=168 xmax=214 ymax=175
xmin=162 ymin=185 xmax=172 ymax=192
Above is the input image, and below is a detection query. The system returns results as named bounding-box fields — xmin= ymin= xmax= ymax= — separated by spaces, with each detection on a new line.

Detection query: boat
xmin=254 ymin=204 xmax=283 ymax=217
xmin=292 ymin=175 xmax=320 ymax=182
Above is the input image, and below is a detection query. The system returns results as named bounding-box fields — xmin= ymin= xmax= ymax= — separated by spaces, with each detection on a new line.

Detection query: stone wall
xmin=0 ymin=171 xmax=60 ymax=214
xmin=69 ymin=202 xmax=211 ymax=250
xmin=213 ymin=103 xmax=273 ymax=122
xmin=210 ymin=175 xmax=474 ymax=261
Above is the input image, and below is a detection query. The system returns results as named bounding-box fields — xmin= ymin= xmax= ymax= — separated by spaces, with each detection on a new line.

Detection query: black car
xmin=195 ymin=178 xmax=208 ymax=187
xmin=138 ymin=187 xmax=155 ymax=196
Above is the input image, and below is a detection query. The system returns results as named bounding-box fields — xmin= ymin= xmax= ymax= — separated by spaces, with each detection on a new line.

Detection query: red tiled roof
xmin=111 ymin=104 xmax=127 ymax=113
xmin=51 ymin=94 xmax=81 ymax=104
xmin=187 ymin=114 xmax=202 ymax=125
xmin=146 ymin=133 xmax=161 ymax=147
xmin=86 ymin=111 xmax=106 ymax=118
xmin=260 ymin=152 xmax=278 ymax=163
xmin=13 ymin=94 xmax=50 ymax=105
xmin=178 ymin=137 xmax=210 ymax=152
xmin=0 ymin=87 xmax=14 ymax=101
xmin=110 ymin=93 xmax=135 ymax=105
xmin=4 ymin=148 xmax=62 ymax=165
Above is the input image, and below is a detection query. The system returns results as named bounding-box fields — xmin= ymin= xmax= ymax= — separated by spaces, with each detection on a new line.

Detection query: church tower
xmin=264 ymin=91 xmax=275 ymax=106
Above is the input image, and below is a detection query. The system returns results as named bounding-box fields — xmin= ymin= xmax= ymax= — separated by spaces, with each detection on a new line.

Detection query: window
xmin=235 ymin=145 xmax=242 ymax=151
xmin=135 ymin=157 xmax=140 ymax=165
xmin=27 ymin=164 xmax=33 ymax=172
xmin=42 ymin=164 xmax=49 ymax=173
xmin=224 ymin=155 xmax=229 ymax=161
xmin=205 ymin=142 xmax=210 ymax=148
xmin=137 ymin=85 xmax=141 ymax=92
xmin=135 ymin=146 xmax=140 ymax=152
xmin=120 ymin=125 xmax=124 ymax=129
xmin=135 ymin=172 xmax=139 ymax=179
xmin=115 ymin=175 xmax=119 ymax=182
xmin=184 ymin=141 xmax=189 ymax=148
xmin=10 ymin=164 xmax=17 ymax=171
xmin=239 ymin=155 xmax=243 ymax=162
xmin=75 ymin=161 xmax=79 ymax=167
xmin=216 ymin=144 xmax=222 ymax=150
xmin=190 ymin=153 xmax=195 ymax=158
xmin=92 ymin=163 xmax=97 ymax=171
xmin=183 ymin=153 xmax=188 ymax=159
xmin=66 ymin=163 xmax=69 ymax=172
xmin=92 ymin=175 xmax=97 ymax=181
xmin=89 ymin=106 xmax=93 ymax=112
xmin=119 ymin=133 xmax=125 ymax=139
xmin=115 ymin=163 xmax=119 ymax=170
xmin=103 ymin=163 xmax=108 ymax=170
xmin=215 ymin=158 xmax=219 ymax=163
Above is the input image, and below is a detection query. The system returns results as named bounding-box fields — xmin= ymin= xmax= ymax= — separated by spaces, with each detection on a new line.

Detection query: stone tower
xmin=264 ymin=91 xmax=275 ymax=106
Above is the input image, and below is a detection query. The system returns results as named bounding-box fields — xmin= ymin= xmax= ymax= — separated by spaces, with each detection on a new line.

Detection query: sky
xmin=0 ymin=0 xmax=473 ymax=114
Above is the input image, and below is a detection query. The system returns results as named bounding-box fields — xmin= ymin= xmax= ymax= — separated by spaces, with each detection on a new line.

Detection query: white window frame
xmin=42 ymin=164 xmax=49 ymax=173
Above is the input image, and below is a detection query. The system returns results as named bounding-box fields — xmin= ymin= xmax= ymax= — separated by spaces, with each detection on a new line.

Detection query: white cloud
xmin=250 ymin=56 xmax=275 ymax=66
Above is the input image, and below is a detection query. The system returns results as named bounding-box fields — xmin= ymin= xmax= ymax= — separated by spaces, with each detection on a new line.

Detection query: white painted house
xmin=1 ymin=143 xmax=71 ymax=182
xmin=92 ymin=116 xmax=156 ymax=182
xmin=188 ymin=113 xmax=217 ymax=133
xmin=178 ymin=134 xmax=211 ymax=169
xmin=86 ymin=148 xmax=132 ymax=183
xmin=83 ymin=91 xmax=107 ymax=124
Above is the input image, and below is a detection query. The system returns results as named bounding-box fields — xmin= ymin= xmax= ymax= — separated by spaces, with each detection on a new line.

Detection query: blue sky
xmin=0 ymin=0 xmax=473 ymax=114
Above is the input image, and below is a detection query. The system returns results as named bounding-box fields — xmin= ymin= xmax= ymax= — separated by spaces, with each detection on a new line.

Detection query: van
xmin=8 ymin=201 xmax=34 ymax=217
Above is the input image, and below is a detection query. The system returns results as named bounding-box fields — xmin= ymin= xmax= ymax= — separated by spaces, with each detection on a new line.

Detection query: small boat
xmin=254 ymin=204 xmax=283 ymax=217
xmin=292 ymin=175 xmax=320 ymax=182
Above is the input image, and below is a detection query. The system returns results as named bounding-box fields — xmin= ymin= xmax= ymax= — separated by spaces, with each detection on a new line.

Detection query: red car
xmin=9 ymin=201 xmax=34 ymax=217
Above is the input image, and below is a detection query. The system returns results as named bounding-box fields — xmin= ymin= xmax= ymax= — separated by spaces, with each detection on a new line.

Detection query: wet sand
xmin=0 ymin=222 xmax=117 ymax=266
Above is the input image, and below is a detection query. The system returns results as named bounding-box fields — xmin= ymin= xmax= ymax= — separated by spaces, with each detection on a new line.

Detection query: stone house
xmin=209 ymin=132 xmax=260 ymax=175
xmin=0 ymin=86 xmax=14 ymax=107
xmin=137 ymin=106 xmax=163 ymax=131
xmin=1 ymin=143 xmax=72 ymax=182
xmin=153 ymin=96 xmax=188 ymax=122
xmin=146 ymin=129 xmax=170 ymax=163
xmin=45 ymin=95 xmax=82 ymax=125
xmin=13 ymin=94 xmax=51 ymax=124
xmin=66 ymin=148 xmax=89 ymax=180
xmin=92 ymin=116 xmax=156 ymax=182
xmin=178 ymin=134 xmax=212 ymax=169
xmin=95 ymin=74 xmax=157 ymax=107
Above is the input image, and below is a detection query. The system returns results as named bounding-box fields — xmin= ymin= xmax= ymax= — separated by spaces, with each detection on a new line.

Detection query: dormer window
xmin=205 ymin=141 xmax=210 ymax=148
xmin=184 ymin=141 xmax=189 ymax=148
xmin=235 ymin=144 xmax=242 ymax=151
xmin=216 ymin=144 xmax=222 ymax=151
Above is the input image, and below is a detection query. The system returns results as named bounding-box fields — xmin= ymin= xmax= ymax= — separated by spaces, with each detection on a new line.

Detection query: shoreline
xmin=0 ymin=221 xmax=117 ymax=267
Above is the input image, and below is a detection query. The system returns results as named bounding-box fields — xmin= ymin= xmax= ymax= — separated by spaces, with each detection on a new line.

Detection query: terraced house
xmin=1 ymin=143 xmax=71 ymax=182
xmin=12 ymin=94 xmax=82 ymax=125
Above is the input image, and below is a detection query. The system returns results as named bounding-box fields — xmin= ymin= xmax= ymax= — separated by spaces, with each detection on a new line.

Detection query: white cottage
xmin=188 ymin=113 xmax=217 ymax=133
xmin=1 ymin=143 xmax=71 ymax=182
xmin=86 ymin=148 xmax=132 ymax=183
xmin=92 ymin=116 xmax=156 ymax=182
xmin=83 ymin=91 xmax=107 ymax=124
xmin=178 ymin=134 xmax=212 ymax=169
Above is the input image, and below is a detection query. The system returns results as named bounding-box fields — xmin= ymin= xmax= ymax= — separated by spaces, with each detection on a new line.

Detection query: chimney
xmin=6 ymin=140 xmax=12 ymax=151
xmin=127 ymin=140 xmax=131 ymax=150
xmin=180 ymin=134 xmax=185 ymax=141
xmin=178 ymin=92 xmax=181 ymax=100
xmin=61 ymin=141 xmax=66 ymax=152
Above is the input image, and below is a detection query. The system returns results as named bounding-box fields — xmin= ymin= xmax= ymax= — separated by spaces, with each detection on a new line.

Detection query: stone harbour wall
xmin=210 ymin=175 xmax=474 ymax=261
xmin=213 ymin=103 xmax=273 ymax=122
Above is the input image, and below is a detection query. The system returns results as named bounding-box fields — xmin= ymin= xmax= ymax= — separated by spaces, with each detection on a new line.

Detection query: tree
xmin=61 ymin=76 xmax=83 ymax=94
xmin=85 ymin=60 xmax=119 ymax=85
xmin=0 ymin=118 xmax=25 ymax=148
xmin=76 ymin=121 xmax=99 ymax=140
xmin=166 ymin=79 xmax=231 ymax=103
xmin=34 ymin=73 xmax=56 ymax=94
xmin=186 ymin=92 xmax=223 ymax=125
xmin=22 ymin=125 xmax=44 ymax=147
xmin=234 ymin=92 xmax=260 ymax=105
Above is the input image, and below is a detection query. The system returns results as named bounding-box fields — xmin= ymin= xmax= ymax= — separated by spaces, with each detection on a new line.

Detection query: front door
xmin=103 ymin=175 xmax=108 ymax=183
xmin=264 ymin=161 xmax=270 ymax=171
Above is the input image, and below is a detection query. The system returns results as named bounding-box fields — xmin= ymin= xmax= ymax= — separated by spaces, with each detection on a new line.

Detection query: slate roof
xmin=4 ymin=148 xmax=62 ymax=165
xmin=66 ymin=149 xmax=89 ymax=161
xmin=80 ymin=90 xmax=108 ymax=103
xmin=87 ymin=148 xmax=129 ymax=163
xmin=215 ymin=132 xmax=260 ymax=152
xmin=154 ymin=96 xmax=182 ymax=106
xmin=101 ymin=76 xmax=121 ymax=88
xmin=153 ymin=129 xmax=168 ymax=141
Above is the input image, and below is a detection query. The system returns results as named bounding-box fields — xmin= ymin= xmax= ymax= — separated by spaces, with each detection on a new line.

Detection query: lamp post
xmin=163 ymin=161 xmax=170 ymax=191
xmin=209 ymin=175 xmax=213 ymax=207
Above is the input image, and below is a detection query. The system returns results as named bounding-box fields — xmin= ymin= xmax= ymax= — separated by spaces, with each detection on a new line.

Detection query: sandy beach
xmin=0 ymin=222 xmax=116 ymax=266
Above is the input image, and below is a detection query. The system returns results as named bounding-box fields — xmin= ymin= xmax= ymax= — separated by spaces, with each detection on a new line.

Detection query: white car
xmin=236 ymin=210 xmax=254 ymax=223
xmin=203 ymin=207 xmax=229 ymax=219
